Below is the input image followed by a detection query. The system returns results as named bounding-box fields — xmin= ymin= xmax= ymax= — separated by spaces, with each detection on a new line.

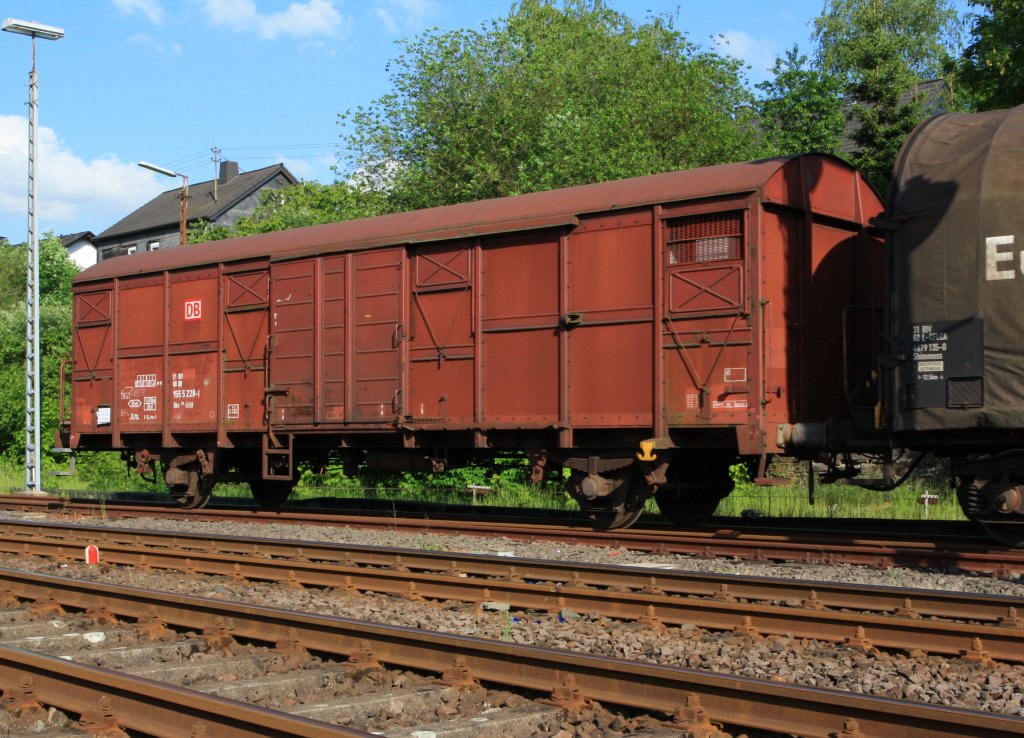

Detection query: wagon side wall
xmin=69 ymin=154 xmax=883 ymax=464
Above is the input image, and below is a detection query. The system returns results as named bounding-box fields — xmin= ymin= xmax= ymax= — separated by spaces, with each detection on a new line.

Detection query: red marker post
xmin=84 ymin=545 xmax=100 ymax=565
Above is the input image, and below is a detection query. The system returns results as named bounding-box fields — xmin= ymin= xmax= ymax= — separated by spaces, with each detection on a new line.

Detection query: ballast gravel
xmin=77 ymin=515 xmax=1024 ymax=597
xmin=2 ymin=511 xmax=1023 ymax=720
xmin=72 ymin=513 xmax=1024 ymax=596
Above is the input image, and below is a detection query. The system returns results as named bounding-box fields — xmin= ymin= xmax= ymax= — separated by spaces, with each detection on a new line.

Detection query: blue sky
xmin=0 ymin=0 xmax=912 ymax=241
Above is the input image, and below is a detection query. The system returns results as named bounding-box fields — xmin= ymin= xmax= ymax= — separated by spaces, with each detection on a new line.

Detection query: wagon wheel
xmin=957 ymin=476 xmax=1024 ymax=547
xmin=586 ymin=504 xmax=645 ymax=531
xmin=171 ymin=469 xmax=214 ymax=510
xmin=981 ymin=520 xmax=1024 ymax=547
xmin=569 ymin=468 xmax=647 ymax=531
xmin=249 ymin=479 xmax=294 ymax=509
xmin=654 ymin=461 xmax=733 ymax=527
xmin=654 ymin=487 xmax=721 ymax=527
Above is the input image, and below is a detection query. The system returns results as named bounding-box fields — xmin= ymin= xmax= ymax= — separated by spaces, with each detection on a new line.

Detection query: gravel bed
xmin=37 ymin=512 xmax=1024 ymax=596
xmin=2 ymin=511 xmax=1023 ymax=719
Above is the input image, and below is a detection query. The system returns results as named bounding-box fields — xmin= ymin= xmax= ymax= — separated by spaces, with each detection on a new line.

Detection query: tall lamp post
xmin=2 ymin=18 xmax=64 ymax=493
xmin=138 ymin=161 xmax=190 ymax=246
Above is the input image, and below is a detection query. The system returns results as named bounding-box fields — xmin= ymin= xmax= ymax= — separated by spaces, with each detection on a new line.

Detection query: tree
xmin=0 ymin=233 xmax=77 ymax=460
xmin=957 ymin=0 xmax=1024 ymax=110
xmin=39 ymin=234 xmax=78 ymax=303
xmin=812 ymin=0 xmax=961 ymax=190
xmin=338 ymin=0 xmax=764 ymax=212
xmin=756 ymin=46 xmax=846 ymax=157
xmin=0 ymin=242 xmax=25 ymax=308
xmin=0 ymin=234 xmax=77 ymax=308
xmin=0 ymin=300 xmax=73 ymax=460
xmin=189 ymin=181 xmax=385 ymax=243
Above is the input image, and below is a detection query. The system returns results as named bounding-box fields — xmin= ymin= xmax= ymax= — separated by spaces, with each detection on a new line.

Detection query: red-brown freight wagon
xmin=63 ymin=154 xmax=883 ymax=527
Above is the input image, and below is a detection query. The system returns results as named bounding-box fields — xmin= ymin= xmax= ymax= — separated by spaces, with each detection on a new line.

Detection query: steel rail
xmin=0 ymin=567 xmax=1021 ymax=738
xmin=2 ymin=520 xmax=1022 ymax=663
xmin=0 ymin=644 xmax=376 ymax=737
xmin=2 ymin=494 xmax=1021 ymax=573
xmin=2 ymin=518 xmax=1015 ymax=623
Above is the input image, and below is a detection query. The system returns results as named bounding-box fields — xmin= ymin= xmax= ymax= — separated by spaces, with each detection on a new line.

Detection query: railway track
xmin=0 ymin=518 xmax=1022 ymax=663
xmin=0 ymin=566 xmax=1021 ymax=738
xmin=2 ymin=494 xmax=1022 ymax=574
xmin=0 ymin=570 xmax=568 ymax=738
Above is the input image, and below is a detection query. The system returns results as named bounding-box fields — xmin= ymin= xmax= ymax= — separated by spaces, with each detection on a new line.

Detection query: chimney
xmin=218 ymin=160 xmax=239 ymax=184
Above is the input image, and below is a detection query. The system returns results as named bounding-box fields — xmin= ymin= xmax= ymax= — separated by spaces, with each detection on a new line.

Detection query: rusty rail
xmin=0 ymin=567 xmax=1021 ymax=738
xmin=1 ymin=494 xmax=1020 ymax=573
xmin=2 ymin=518 xmax=1013 ymax=621
xmin=0 ymin=644 xmax=375 ymax=737
xmin=1 ymin=520 xmax=1022 ymax=662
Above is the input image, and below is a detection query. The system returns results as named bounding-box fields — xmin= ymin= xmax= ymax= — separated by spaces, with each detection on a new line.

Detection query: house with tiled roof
xmin=94 ymin=161 xmax=297 ymax=261
xmin=61 ymin=231 xmax=97 ymax=269
xmin=1 ymin=231 xmax=98 ymax=269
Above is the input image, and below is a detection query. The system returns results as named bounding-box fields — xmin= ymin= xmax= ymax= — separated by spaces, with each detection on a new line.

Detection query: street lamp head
xmin=138 ymin=161 xmax=181 ymax=178
xmin=138 ymin=162 xmax=190 ymax=247
xmin=1 ymin=18 xmax=64 ymax=41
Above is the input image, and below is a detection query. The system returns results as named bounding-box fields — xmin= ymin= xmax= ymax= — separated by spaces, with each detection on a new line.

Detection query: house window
xmin=147 ymin=241 xmax=160 ymax=252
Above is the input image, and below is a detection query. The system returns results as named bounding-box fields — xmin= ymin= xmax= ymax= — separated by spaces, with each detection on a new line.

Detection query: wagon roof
xmin=890 ymin=104 xmax=1024 ymax=223
xmin=76 ymin=154 xmax=844 ymax=284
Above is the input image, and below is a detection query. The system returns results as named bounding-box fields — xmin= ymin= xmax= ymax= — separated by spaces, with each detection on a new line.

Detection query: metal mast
xmin=2 ymin=18 xmax=65 ymax=491
xmin=24 ymin=36 xmax=41 ymax=491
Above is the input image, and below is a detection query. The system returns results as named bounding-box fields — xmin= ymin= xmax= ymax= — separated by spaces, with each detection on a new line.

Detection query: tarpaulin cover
xmin=888 ymin=105 xmax=1024 ymax=432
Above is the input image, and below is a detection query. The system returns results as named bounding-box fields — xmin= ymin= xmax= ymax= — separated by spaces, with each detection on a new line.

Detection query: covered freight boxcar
xmin=885 ymin=105 xmax=1024 ymax=544
xmin=63 ymin=154 xmax=883 ymax=527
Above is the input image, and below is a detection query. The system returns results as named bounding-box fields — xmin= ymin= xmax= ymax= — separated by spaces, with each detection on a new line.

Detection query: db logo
xmin=184 ymin=299 xmax=202 ymax=321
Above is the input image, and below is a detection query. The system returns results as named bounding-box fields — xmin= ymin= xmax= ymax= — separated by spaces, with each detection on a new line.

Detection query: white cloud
xmin=714 ymin=30 xmax=777 ymax=79
xmin=127 ymin=32 xmax=183 ymax=54
xmin=0 ymin=115 xmax=166 ymax=240
xmin=112 ymin=0 xmax=165 ymax=25
xmin=298 ymin=40 xmax=335 ymax=57
xmin=201 ymin=0 xmax=350 ymax=40
xmin=277 ymin=155 xmax=315 ymax=179
xmin=373 ymin=0 xmax=438 ymax=34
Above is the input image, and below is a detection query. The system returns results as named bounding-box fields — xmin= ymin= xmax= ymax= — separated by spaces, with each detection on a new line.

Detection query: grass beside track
xmin=0 ymin=455 xmax=967 ymax=522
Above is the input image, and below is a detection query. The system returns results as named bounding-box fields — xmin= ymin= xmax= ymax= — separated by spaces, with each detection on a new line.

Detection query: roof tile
xmin=96 ymin=163 xmax=296 ymax=242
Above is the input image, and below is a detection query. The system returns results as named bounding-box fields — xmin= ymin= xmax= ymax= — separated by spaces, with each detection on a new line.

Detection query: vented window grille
xmin=666 ymin=211 xmax=743 ymax=265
